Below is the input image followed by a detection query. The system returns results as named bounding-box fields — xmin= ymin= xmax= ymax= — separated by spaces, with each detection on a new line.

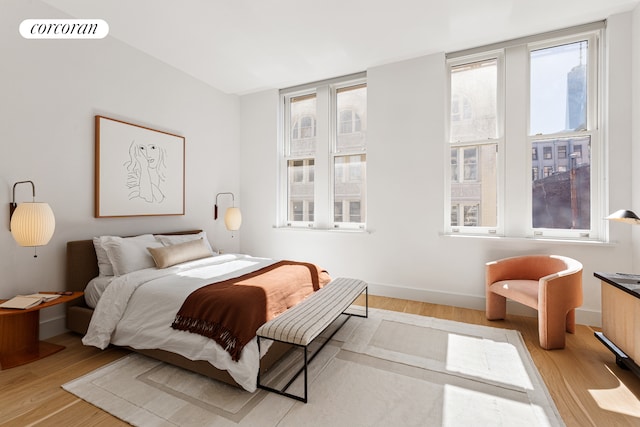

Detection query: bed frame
xmin=65 ymin=229 xmax=292 ymax=387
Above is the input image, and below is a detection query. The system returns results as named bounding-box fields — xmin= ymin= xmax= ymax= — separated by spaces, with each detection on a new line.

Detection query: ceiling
xmin=42 ymin=0 xmax=639 ymax=95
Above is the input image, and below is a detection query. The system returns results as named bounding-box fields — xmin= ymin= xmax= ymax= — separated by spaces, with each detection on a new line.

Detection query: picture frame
xmin=95 ymin=115 xmax=185 ymax=218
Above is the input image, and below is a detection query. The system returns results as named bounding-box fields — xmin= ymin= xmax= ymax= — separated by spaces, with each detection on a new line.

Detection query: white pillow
xmin=93 ymin=236 xmax=114 ymax=276
xmin=102 ymin=234 xmax=163 ymax=276
xmin=148 ymin=238 xmax=214 ymax=268
xmin=155 ymin=231 xmax=214 ymax=253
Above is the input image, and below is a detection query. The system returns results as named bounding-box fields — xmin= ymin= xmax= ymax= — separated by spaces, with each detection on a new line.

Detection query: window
xmin=349 ymin=201 xmax=361 ymax=222
xmin=447 ymin=56 xmax=500 ymax=232
xmin=558 ymin=145 xmax=567 ymax=159
xmin=451 ymin=94 xmax=473 ymax=122
xmin=338 ymin=110 xmax=362 ymax=134
xmin=334 ymin=201 xmax=343 ymax=222
xmin=529 ymin=37 xmax=597 ymax=236
xmin=464 ymin=205 xmax=479 ymax=226
xmin=293 ymin=115 xmax=316 ymax=140
xmin=446 ymin=23 xmax=603 ymax=239
xmin=280 ymin=74 xmax=367 ymax=229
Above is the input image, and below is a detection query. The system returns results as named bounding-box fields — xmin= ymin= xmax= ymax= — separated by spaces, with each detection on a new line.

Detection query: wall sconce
xmin=606 ymin=209 xmax=640 ymax=225
xmin=215 ymin=192 xmax=242 ymax=231
xmin=9 ymin=181 xmax=56 ymax=257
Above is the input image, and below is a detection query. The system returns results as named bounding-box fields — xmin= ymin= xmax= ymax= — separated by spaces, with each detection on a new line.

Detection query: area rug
xmin=62 ymin=308 xmax=564 ymax=426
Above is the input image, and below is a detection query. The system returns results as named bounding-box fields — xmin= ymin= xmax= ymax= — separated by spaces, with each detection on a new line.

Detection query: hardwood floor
xmin=1 ymin=296 xmax=639 ymax=426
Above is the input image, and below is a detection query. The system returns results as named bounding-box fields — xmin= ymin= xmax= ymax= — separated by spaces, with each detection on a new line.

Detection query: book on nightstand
xmin=0 ymin=293 xmax=61 ymax=309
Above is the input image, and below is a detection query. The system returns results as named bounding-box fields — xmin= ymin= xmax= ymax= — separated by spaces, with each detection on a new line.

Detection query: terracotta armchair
xmin=485 ymin=255 xmax=583 ymax=350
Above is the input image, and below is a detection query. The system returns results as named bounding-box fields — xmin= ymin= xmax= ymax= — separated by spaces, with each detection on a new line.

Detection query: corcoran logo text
xmin=20 ymin=19 xmax=109 ymax=39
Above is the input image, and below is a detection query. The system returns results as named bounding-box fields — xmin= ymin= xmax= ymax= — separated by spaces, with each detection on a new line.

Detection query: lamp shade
xmin=224 ymin=207 xmax=242 ymax=231
xmin=606 ymin=209 xmax=640 ymax=225
xmin=10 ymin=202 xmax=55 ymax=246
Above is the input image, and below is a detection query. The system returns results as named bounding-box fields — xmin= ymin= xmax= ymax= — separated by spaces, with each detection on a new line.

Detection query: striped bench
xmin=256 ymin=277 xmax=368 ymax=403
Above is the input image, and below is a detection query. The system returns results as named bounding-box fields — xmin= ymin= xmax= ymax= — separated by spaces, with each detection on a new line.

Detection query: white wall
xmin=632 ymin=5 xmax=640 ymax=268
xmin=1 ymin=0 xmax=241 ymax=337
xmin=240 ymin=12 xmax=638 ymax=327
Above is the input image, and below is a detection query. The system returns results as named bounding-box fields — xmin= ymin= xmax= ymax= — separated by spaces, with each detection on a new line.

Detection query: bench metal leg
xmin=256 ymin=286 xmax=368 ymax=403
xmin=345 ymin=286 xmax=368 ymax=319
xmin=257 ymin=337 xmax=309 ymax=403
xmin=257 ymin=314 xmax=352 ymax=403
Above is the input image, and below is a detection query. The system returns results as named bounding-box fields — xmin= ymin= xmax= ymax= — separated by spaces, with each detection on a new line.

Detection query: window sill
xmin=440 ymin=232 xmax=614 ymax=246
xmin=273 ymin=225 xmax=372 ymax=234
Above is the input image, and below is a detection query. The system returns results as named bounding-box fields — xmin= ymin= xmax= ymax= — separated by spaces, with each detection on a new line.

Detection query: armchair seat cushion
xmin=489 ymin=280 xmax=538 ymax=310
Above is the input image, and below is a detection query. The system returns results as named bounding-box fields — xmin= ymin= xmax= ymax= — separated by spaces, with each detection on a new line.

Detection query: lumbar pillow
xmin=148 ymin=238 xmax=214 ymax=268
xmin=101 ymin=234 xmax=163 ymax=276
xmin=155 ymin=231 xmax=214 ymax=253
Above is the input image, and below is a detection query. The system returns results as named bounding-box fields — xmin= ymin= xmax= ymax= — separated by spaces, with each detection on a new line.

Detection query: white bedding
xmin=82 ymin=254 xmax=276 ymax=391
xmin=84 ymin=276 xmax=114 ymax=308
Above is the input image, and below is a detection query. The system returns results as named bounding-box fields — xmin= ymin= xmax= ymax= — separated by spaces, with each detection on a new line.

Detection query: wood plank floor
xmin=1 ymin=296 xmax=639 ymax=426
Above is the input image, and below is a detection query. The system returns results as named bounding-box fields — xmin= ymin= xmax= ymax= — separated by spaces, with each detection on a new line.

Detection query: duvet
xmin=83 ymin=253 xmax=313 ymax=391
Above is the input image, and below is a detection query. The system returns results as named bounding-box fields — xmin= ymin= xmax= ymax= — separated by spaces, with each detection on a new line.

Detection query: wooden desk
xmin=0 ymin=291 xmax=83 ymax=369
xmin=593 ymin=272 xmax=640 ymax=377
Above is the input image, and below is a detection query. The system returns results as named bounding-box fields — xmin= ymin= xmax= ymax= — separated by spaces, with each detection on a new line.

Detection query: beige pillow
xmin=155 ymin=231 xmax=214 ymax=253
xmin=148 ymin=238 xmax=213 ymax=268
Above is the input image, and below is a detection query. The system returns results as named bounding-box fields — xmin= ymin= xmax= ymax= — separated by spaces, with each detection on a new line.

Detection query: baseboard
xmin=367 ymin=282 xmax=602 ymax=328
xmin=40 ymin=314 xmax=68 ymax=340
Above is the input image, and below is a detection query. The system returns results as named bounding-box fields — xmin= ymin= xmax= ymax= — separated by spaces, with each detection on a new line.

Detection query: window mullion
xmin=313 ymin=86 xmax=330 ymax=228
xmin=504 ymin=44 xmax=529 ymax=237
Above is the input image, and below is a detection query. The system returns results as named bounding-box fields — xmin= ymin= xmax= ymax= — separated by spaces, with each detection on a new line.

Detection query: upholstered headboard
xmin=65 ymin=230 xmax=203 ymax=295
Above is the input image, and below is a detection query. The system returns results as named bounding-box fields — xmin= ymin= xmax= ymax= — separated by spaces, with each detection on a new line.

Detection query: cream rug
xmin=62 ymin=308 xmax=564 ymax=426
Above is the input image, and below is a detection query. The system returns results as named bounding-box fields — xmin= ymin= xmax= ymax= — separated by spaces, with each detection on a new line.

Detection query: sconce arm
xmin=10 ymin=181 xmax=36 ymax=224
xmin=214 ymin=192 xmax=235 ymax=220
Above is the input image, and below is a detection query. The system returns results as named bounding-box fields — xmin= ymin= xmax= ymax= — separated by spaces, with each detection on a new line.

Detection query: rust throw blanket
xmin=171 ymin=260 xmax=330 ymax=361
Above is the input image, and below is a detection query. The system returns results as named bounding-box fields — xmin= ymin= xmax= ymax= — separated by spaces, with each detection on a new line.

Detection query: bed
xmin=65 ymin=229 xmax=329 ymax=391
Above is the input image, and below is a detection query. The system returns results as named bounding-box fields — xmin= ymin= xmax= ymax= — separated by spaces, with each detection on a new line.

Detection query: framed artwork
xmin=95 ymin=115 xmax=185 ymax=217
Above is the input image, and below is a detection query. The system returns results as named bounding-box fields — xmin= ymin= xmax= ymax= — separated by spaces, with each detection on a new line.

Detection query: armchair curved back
xmin=486 ymin=255 xmax=583 ymax=286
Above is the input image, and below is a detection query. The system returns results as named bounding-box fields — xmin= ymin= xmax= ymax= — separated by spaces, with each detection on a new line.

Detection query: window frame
xmin=280 ymin=90 xmax=318 ymax=228
xmin=525 ymin=31 xmax=602 ymax=240
xmin=445 ymin=51 xmax=505 ymax=236
xmin=444 ymin=24 xmax=604 ymax=241
xmin=331 ymin=80 xmax=367 ymax=230
xmin=278 ymin=73 xmax=367 ymax=230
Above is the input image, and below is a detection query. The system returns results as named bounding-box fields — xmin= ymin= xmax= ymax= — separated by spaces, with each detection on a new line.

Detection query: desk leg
xmin=0 ymin=310 xmax=64 ymax=369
